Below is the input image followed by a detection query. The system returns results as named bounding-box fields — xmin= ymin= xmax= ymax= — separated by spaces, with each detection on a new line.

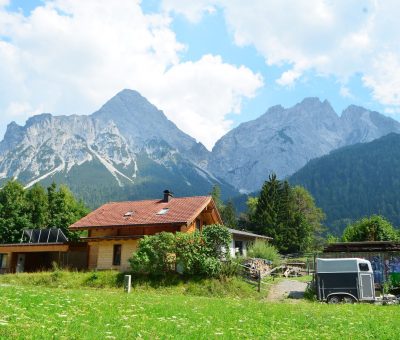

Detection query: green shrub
xmin=247 ymin=239 xmax=281 ymax=266
xmin=220 ymin=258 xmax=243 ymax=277
xmin=129 ymin=232 xmax=176 ymax=276
xmin=130 ymin=224 xmax=232 ymax=278
xmin=83 ymin=270 xmax=124 ymax=288
xmin=303 ymin=281 xmax=317 ymax=301
xmin=342 ymin=215 xmax=398 ymax=242
xmin=202 ymin=224 xmax=232 ymax=259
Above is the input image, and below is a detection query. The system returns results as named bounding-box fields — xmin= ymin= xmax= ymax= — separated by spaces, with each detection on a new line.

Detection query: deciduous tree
xmin=342 ymin=215 xmax=398 ymax=242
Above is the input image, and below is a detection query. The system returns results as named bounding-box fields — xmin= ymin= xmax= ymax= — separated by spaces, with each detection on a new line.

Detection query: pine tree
xmin=210 ymin=185 xmax=224 ymax=212
xmin=253 ymin=173 xmax=283 ymax=241
xmin=250 ymin=174 xmax=325 ymax=253
xmin=221 ymin=200 xmax=238 ymax=228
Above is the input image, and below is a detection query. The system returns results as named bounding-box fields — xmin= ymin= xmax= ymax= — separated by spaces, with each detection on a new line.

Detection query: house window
xmin=113 ymin=244 xmax=122 ymax=266
xmin=234 ymin=240 xmax=243 ymax=256
xmin=156 ymin=208 xmax=169 ymax=215
xmin=0 ymin=254 xmax=6 ymax=269
xmin=196 ymin=218 xmax=201 ymax=231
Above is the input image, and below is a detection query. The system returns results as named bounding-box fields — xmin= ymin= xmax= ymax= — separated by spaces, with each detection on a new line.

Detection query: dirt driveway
xmin=267 ymin=279 xmax=308 ymax=301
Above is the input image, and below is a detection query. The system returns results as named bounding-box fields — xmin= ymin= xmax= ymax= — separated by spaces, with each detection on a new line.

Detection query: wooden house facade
xmin=69 ymin=191 xmax=223 ymax=271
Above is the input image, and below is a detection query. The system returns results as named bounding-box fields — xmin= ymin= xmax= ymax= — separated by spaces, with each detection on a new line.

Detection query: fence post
xmin=257 ymin=270 xmax=261 ymax=293
xmin=124 ymin=275 xmax=131 ymax=293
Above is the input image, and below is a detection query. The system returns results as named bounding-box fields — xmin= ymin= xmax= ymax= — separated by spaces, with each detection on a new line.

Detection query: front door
xmin=359 ymin=273 xmax=374 ymax=300
xmin=16 ymin=254 xmax=25 ymax=273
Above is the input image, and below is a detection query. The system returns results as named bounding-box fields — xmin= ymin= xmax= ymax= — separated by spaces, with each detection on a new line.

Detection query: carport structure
xmin=0 ymin=229 xmax=87 ymax=273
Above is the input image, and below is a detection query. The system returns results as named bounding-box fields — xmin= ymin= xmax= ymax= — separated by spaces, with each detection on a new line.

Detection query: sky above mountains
xmin=1 ymin=0 xmax=400 ymax=149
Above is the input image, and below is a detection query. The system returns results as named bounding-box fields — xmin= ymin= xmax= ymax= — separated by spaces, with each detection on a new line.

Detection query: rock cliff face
xmin=209 ymin=98 xmax=400 ymax=192
xmin=1 ymin=91 xmax=399 ymax=204
xmin=0 ymin=90 xmax=234 ymax=207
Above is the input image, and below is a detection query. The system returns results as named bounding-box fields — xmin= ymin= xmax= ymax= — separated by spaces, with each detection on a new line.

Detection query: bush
xmin=130 ymin=232 xmax=176 ymax=276
xmin=130 ymin=224 xmax=232 ymax=278
xmin=220 ymin=258 xmax=243 ymax=277
xmin=247 ymin=239 xmax=281 ymax=266
xmin=342 ymin=215 xmax=398 ymax=242
xmin=303 ymin=281 xmax=317 ymax=301
xmin=202 ymin=224 xmax=232 ymax=258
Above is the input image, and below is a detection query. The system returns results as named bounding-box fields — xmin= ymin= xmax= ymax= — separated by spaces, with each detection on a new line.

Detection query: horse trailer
xmin=316 ymin=258 xmax=375 ymax=303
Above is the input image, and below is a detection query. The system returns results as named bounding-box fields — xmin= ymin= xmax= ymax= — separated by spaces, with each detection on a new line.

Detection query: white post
xmin=124 ymin=275 xmax=131 ymax=293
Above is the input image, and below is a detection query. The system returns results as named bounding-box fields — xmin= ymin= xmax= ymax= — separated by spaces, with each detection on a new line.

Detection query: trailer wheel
xmin=342 ymin=296 xmax=355 ymax=304
xmin=327 ymin=295 xmax=341 ymax=304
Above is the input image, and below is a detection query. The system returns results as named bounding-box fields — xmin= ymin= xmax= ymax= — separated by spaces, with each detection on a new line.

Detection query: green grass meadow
xmin=0 ymin=283 xmax=399 ymax=339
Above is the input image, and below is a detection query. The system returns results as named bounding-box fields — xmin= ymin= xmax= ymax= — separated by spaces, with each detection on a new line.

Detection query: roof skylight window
xmin=124 ymin=211 xmax=134 ymax=217
xmin=156 ymin=208 xmax=169 ymax=215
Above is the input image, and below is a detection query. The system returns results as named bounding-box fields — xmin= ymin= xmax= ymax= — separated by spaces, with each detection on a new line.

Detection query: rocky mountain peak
xmin=25 ymin=113 xmax=53 ymax=127
xmin=209 ymin=97 xmax=400 ymax=192
xmin=0 ymin=89 xmax=229 ymax=207
xmin=294 ymin=97 xmax=337 ymax=119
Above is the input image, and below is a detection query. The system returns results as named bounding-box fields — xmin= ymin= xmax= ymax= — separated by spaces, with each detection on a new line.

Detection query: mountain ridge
xmin=1 ymin=90 xmax=400 ymax=208
xmin=0 ymin=89 xmax=235 ymax=207
xmin=209 ymin=97 xmax=400 ymax=192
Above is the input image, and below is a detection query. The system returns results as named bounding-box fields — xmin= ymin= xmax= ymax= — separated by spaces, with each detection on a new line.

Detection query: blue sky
xmin=0 ymin=0 xmax=399 ymax=149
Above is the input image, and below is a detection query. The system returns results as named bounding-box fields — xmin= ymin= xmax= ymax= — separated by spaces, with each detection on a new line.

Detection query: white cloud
xmin=162 ymin=0 xmax=217 ymax=23
xmin=339 ymin=86 xmax=353 ymax=99
xmin=163 ymin=0 xmax=400 ymax=111
xmin=363 ymin=53 xmax=400 ymax=107
xmin=0 ymin=0 xmax=262 ymax=149
xmin=148 ymin=55 xmax=263 ymax=149
xmin=276 ymin=69 xmax=302 ymax=87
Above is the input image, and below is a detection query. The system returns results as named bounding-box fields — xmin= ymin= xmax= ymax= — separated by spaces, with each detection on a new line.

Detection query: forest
xmin=290 ymin=133 xmax=400 ymax=235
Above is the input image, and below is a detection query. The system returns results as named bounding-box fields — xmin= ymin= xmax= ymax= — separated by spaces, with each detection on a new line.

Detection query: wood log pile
xmin=243 ymin=258 xmax=272 ymax=279
xmin=243 ymin=258 xmax=306 ymax=280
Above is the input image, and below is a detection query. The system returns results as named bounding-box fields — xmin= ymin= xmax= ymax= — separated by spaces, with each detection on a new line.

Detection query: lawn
xmin=0 ymin=284 xmax=399 ymax=339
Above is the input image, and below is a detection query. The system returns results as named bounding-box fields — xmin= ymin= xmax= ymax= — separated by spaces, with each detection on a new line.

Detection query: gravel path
xmin=267 ymin=279 xmax=308 ymax=301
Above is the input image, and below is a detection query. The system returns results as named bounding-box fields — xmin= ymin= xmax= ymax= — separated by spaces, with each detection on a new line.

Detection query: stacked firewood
xmin=243 ymin=258 xmax=272 ymax=279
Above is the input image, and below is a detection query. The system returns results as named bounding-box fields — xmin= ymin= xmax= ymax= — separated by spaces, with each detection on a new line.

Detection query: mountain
xmin=289 ymin=133 xmax=400 ymax=235
xmin=0 ymin=90 xmax=236 ymax=207
xmin=209 ymin=98 xmax=400 ymax=192
xmin=2 ymin=91 xmax=400 ymax=209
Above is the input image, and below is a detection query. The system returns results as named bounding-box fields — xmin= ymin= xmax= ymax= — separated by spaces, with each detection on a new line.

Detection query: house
xmin=0 ymin=190 xmax=271 ymax=273
xmin=69 ymin=190 xmax=223 ymax=271
xmin=228 ymin=229 xmax=272 ymax=257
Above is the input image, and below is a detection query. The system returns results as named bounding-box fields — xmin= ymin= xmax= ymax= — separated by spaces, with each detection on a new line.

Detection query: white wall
xmin=230 ymin=238 xmax=249 ymax=257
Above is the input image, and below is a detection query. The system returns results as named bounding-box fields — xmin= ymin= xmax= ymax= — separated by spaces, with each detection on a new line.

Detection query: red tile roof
xmin=70 ymin=196 xmax=217 ymax=229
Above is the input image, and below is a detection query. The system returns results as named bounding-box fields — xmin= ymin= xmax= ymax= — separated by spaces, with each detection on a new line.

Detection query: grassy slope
xmin=0 ymin=271 xmax=260 ymax=299
xmin=0 ymin=285 xmax=399 ymax=339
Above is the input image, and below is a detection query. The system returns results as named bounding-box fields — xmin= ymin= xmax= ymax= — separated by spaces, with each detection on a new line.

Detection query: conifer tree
xmin=222 ymin=200 xmax=238 ymax=228
xmin=250 ymin=174 xmax=325 ymax=253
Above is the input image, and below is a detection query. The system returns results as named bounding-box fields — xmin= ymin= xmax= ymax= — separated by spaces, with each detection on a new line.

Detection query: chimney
xmin=163 ymin=189 xmax=173 ymax=202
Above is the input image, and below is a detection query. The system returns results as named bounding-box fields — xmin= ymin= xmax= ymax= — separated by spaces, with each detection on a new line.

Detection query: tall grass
xmin=247 ymin=239 xmax=281 ymax=265
xmin=0 ymin=270 xmax=260 ymax=298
